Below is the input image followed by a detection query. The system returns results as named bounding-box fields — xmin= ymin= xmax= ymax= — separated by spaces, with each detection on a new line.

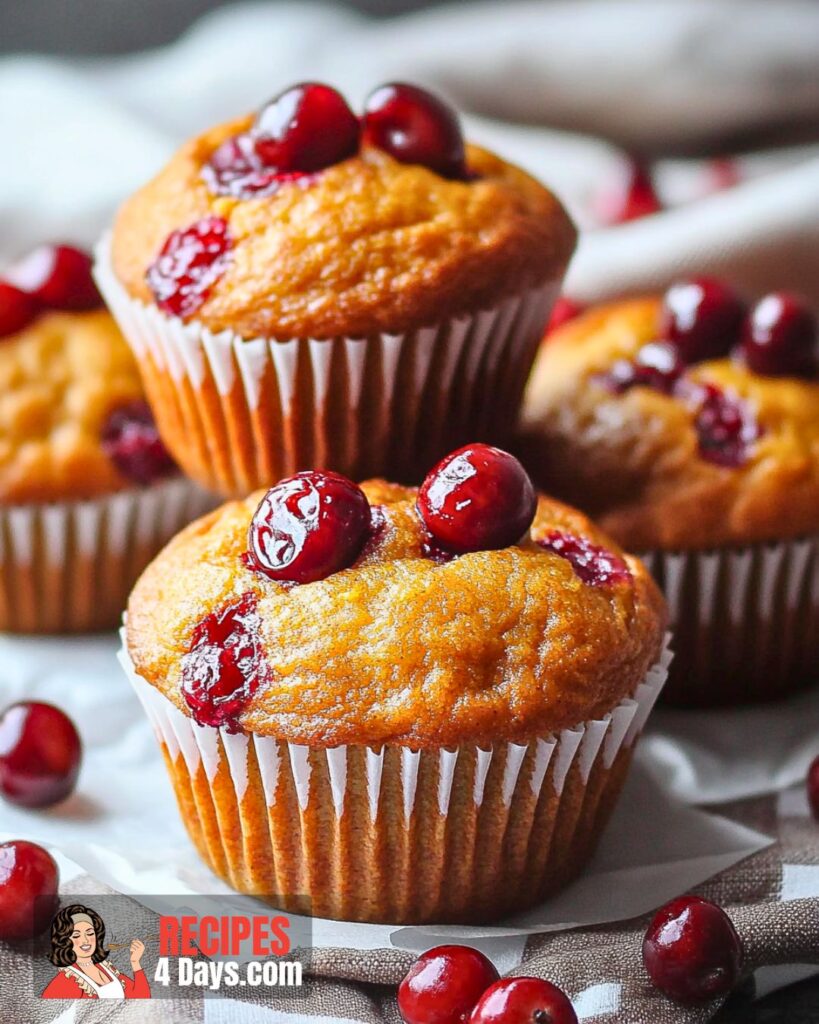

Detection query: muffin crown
xmin=126 ymin=479 xmax=665 ymax=747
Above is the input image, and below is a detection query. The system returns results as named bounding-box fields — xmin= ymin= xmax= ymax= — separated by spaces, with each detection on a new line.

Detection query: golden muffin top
xmin=519 ymin=294 xmax=819 ymax=550
xmin=110 ymin=97 xmax=575 ymax=340
xmin=0 ymin=309 xmax=177 ymax=504
xmin=126 ymin=468 xmax=665 ymax=748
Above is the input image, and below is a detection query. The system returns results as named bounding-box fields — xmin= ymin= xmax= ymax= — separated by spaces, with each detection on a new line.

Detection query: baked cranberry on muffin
xmin=97 ymin=82 xmax=576 ymax=497
xmin=518 ymin=282 xmax=819 ymax=705
xmin=123 ymin=444 xmax=667 ymax=924
xmin=0 ymin=244 xmax=212 ymax=633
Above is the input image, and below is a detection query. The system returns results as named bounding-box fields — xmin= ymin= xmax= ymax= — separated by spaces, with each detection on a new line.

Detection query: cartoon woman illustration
xmin=41 ymin=904 xmax=150 ymax=999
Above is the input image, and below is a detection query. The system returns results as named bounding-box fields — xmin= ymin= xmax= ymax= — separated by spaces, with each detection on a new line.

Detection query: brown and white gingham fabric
xmin=5 ymin=786 xmax=818 ymax=1024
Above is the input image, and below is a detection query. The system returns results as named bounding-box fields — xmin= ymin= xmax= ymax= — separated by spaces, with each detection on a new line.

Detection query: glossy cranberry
xmin=807 ymin=755 xmax=819 ymax=820
xmin=6 ymin=244 xmax=101 ymax=311
xmin=252 ymin=83 xmax=359 ymax=174
xmin=418 ymin=445 xmax=536 ymax=555
xmin=643 ymin=895 xmax=743 ymax=1004
xmin=661 ymin=278 xmax=746 ymax=364
xmin=599 ymin=157 xmax=662 ymax=224
xmin=247 ymin=471 xmax=372 ymax=585
xmin=740 ymin=292 xmax=817 ymax=378
xmin=689 ymin=382 xmax=760 ymax=468
xmin=0 ymin=281 xmax=37 ymax=337
xmin=101 ymin=400 xmax=177 ymax=486
xmin=0 ymin=702 xmax=81 ymax=809
xmin=146 ymin=216 xmax=232 ymax=319
xmin=602 ymin=342 xmax=685 ymax=395
xmin=181 ymin=592 xmax=269 ymax=729
xmin=398 ymin=944 xmax=500 ymax=1024
xmin=537 ymin=531 xmax=631 ymax=587
xmin=0 ymin=840 xmax=59 ymax=941
xmin=469 ymin=977 xmax=577 ymax=1024
xmin=363 ymin=83 xmax=467 ymax=179
xmin=203 ymin=132 xmax=315 ymax=198
xmin=546 ymin=297 xmax=584 ymax=335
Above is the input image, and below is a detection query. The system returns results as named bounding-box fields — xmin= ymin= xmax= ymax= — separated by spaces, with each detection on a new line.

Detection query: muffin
xmin=95 ymin=82 xmax=576 ymax=498
xmin=121 ymin=444 xmax=667 ymax=924
xmin=0 ymin=243 xmax=213 ymax=633
xmin=518 ymin=280 xmax=819 ymax=706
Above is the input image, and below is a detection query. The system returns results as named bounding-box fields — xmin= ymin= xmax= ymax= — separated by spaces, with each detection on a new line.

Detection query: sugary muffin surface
xmin=111 ymin=115 xmax=576 ymax=340
xmin=519 ymin=298 xmax=819 ymax=550
xmin=126 ymin=481 xmax=665 ymax=747
xmin=0 ymin=310 xmax=149 ymax=503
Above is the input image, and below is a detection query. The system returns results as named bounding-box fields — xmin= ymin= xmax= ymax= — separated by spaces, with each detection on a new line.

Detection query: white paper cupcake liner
xmin=643 ymin=536 xmax=818 ymax=706
xmin=94 ymin=235 xmax=561 ymax=497
xmin=119 ymin=632 xmax=671 ymax=924
xmin=0 ymin=479 xmax=214 ymax=633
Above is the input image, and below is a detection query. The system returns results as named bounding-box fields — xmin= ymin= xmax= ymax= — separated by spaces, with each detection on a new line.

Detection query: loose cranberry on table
xmin=6 ymin=244 xmax=101 ymax=311
xmin=0 ymin=281 xmax=37 ymax=338
xmin=252 ymin=82 xmax=360 ymax=173
xmin=398 ymin=944 xmax=499 ymax=1024
xmin=0 ymin=702 xmax=81 ymax=809
xmin=363 ymin=82 xmax=468 ymax=180
xmin=808 ymin=755 xmax=819 ymax=820
xmin=739 ymin=292 xmax=817 ymax=378
xmin=598 ymin=157 xmax=662 ymax=225
xmin=469 ymin=977 xmax=578 ymax=1024
xmin=643 ymin=895 xmax=743 ymax=1004
xmin=661 ymin=278 xmax=746 ymax=364
xmin=247 ymin=471 xmax=373 ymax=585
xmin=417 ymin=444 xmax=537 ymax=555
xmin=181 ymin=592 xmax=269 ymax=728
xmin=101 ymin=400 xmax=177 ymax=486
xmin=146 ymin=215 xmax=233 ymax=319
xmin=0 ymin=840 xmax=59 ymax=941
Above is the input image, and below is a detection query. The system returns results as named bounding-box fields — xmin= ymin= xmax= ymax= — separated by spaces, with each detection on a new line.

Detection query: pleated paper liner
xmin=94 ymin=236 xmax=562 ymax=498
xmin=0 ymin=479 xmax=214 ymax=634
xmin=643 ymin=536 xmax=818 ymax=707
xmin=120 ymin=634 xmax=671 ymax=925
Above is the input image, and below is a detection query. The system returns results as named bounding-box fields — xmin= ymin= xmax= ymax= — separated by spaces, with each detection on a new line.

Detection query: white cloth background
xmin=0 ymin=0 xmax=818 ymax=988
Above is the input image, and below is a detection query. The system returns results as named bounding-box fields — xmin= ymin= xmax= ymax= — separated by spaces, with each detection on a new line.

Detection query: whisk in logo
xmin=31 ymin=895 xmax=312 ymax=1002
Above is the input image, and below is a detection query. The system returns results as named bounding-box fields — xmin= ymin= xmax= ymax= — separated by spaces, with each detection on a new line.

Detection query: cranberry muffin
xmin=122 ymin=444 xmax=667 ymax=924
xmin=96 ymin=82 xmax=576 ymax=498
xmin=0 ymin=244 xmax=213 ymax=633
xmin=519 ymin=281 xmax=819 ymax=705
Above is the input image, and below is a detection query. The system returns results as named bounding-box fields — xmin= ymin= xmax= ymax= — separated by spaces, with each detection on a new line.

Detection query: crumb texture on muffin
xmin=519 ymin=298 xmax=819 ymax=550
xmin=126 ymin=481 xmax=665 ymax=747
xmin=111 ymin=116 xmax=576 ymax=340
xmin=0 ymin=310 xmax=148 ymax=503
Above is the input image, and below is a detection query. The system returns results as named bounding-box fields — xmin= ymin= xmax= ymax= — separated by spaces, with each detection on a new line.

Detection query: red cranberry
xmin=101 ymin=399 xmax=177 ymax=486
xmin=0 ymin=702 xmax=81 ymax=809
xmin=146 ymin=216 xmax=232 ymax=319
xmin=546 ymin=297 xmax=584 ymax=335
xmin=708 ymin=158 xmax=741 ymax=192
xmin=601 ymin=341 xmax=685 ymax=395
xmin=0 ymin=281 xmax=37 ymax=337
xmin=739 ymin=292 xmax=817 ymax=378
xmin=6 ymin=244 xmax=101 ymax=311
xmin=181 ymin=592 xmax=270 ymax=729
xmin=599 ymin=157 xmax=662 ymax=225
xmin=247 ymin=471 xmax=372 ymax=585
xmin=252 ymin=83 xmax=359 ymax=174
xmin=643 ymin=895 xmax=743 ymax=1004
xmin=661 ymin=278 xmax=746 ymax=364
xmin=398 ymin=944 xmax=500 ymax=1024
xmin=363 ymin=83 xmax=467 ymax=180
xmin=689 ymin=382 xmax=760 ymax=468
xmin=807 ymin=755 xmax=819 ymax=820
xmin=537 ymin=531 xmax=631 ymax=587
xmin=469 ymin=977 xmax=578 ymax=1024
xmin=0 ymin=840 xmax=59 ymax=941
xmin=203 ymin=132 xmax=315 ymax=198
xmin=418 ymin=445 xmax=536 ymax=555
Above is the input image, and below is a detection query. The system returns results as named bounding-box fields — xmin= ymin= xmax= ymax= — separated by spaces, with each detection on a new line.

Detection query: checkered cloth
xmin=7 ymin=786 xmax=818 ymax=1024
